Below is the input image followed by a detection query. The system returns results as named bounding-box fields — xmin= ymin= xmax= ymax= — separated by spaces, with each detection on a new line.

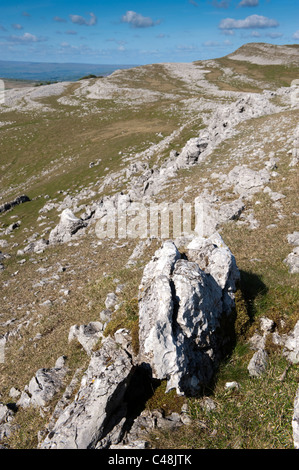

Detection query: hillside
xmin=227 ymin=42 xmax=299 ymax=66
xmin=0 ymin=43 xmax=298 ymax=450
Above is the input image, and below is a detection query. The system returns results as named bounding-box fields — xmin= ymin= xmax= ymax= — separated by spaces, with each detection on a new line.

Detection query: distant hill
xmin=226 ymin=42 xmax=299 ymax=66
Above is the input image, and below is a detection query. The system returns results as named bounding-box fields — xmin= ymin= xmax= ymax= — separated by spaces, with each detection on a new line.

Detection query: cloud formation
xmin=69 ymin=13 xmax=97 ymax=26
xmin=212 ymin=0 xmax=230 ymax=8
xmin=121 ymin=11 xmax=161 ymax=28
xmin=238 ymin=0 xmax=259 ymax=7
xmin=9 ymin=32 xmax=46 ymax=44
xmin=293 ymin=30 xmax=299 ymax=40
xmin=12 ymin=24 xmax=23 ymax=30
xmin=219 ymin=14 xmax=279 ymax=30
xmin=53 ymin=16 xmax=67 ymax=23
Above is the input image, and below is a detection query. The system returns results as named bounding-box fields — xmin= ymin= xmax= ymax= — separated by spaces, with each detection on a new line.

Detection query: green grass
xmin=199 ymin=56 xmax=299 ymax=92
xmin=147 ymin=352 xmax=298 ymax=449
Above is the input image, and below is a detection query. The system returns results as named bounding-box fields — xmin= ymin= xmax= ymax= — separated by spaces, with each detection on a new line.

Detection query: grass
xmin=199 ymin=56 xmax=299 ymax=92
xmin=148 ymin=353 xmax=298 ymax=449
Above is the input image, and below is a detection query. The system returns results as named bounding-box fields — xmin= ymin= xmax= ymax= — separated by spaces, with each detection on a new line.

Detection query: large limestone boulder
xmin=68 ymin=321 xmax=104 ymax=355
xmin=293 ymin=385 xmax=299 ymax=449
xmin=48 ymin=209 xmax=87 ymax=244
xmin=40 ymin=337 xmax=135 ymax=449
xmin=17 ymin=356 xmax=68 ymax=409
xmin=138 ymin=234 xmax=239 ymax=396
xmin=226 ymin=165 xmax=270 ymax=197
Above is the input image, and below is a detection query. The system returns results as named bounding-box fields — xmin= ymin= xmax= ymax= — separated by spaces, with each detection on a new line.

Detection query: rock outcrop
xmin=40 ymin=337 xmax=135 ymax=449
xmin=48 ymin=209 xmax=87 ymax=245
xmin=284 ymin=231 xmax=299 ymax=274
xmin=138 ymin=233 xmax=239 ymax=396
xmin=17 ymin=356 xmax=68 ymax=409
xmin=0 ymin=195 xmax=30 ymax=214
xmin=293 ymin=386 xmax=299 ymax=449
xmin=37 ymin=234 xmax=240 ymax=448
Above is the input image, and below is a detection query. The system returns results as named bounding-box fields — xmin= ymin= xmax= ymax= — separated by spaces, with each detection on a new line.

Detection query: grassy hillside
xmin=0 ymin=43 xmax=298 ymax=449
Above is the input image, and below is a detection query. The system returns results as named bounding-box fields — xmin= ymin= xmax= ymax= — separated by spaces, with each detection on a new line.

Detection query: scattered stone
xmin=5 ymin=221 xmax=21 ymax=235
xmin=17 ymin=356 xmax=68 ymax=409
xmin=0 ymin=404 xmax=18 ymax=440
xmin=104 ymin=293 xmax=118 ymax=310
xmin=48 ymin=209 xmax=87 ymax=245
xmin=292 ymin=385 xmax=299 ymax=449
xmin=226 ymin=165 xmax=270 ymax=197
xmin=280 ymin=321 xmax=299 ymax=364
xmin=287 ymin=231 xmax=299 ymax=246
xmin=284 ymin=247 xmax=299 ymax=274
xmin=225 ymin=381 xmax=240 ymax=390
xmin=247 ymin=349 xmax=269 ymax=377
xmin=20 ymin=238 xmax=49 ymax=255
xmin=39 ymin=337 xmax=135 ymax=449
xmin=68 ymin=322 xmax=104 ymax=355
xmin=9 ymin=388 xmax=21 ymax=399
xmin=0 ymin=195 xmax=30 ymax=214
xmin=201 ymin=397 xmax=217 ymax=411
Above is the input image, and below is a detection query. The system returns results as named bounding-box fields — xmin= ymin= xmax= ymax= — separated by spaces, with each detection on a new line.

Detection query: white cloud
xmin=293 ymin=30 xmax=299 ymax=40
xmin=12 ymin=24 xmax=23 ymax=30
xmin=238 ymin=0 xmax=259 ymax=7
xmin=203 ymin=40 xmax=220 ymax=47
xmin=212 ymin=0 xmax=230 ymax=8
xmin=221 ymin=29 xmax=235 ymax=36
xmin=69 ymin=13 xmax=97 ymax=26
xmin=121 ymin=11 xmax=161 ymax=28
xmin=219 ymin=15 xmax=279 ymax=30
xmin=267 ymin=32 xmax=283 ymax=39
xmin=54 ymin=16 xmax=67 ymax=23
xmin=9 ymin=32 xmax=46 ymax=43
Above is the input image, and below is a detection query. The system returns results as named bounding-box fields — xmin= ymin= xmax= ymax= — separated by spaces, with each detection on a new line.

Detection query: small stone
xmin=9 ymin=387 xmax=21 ymax=399
xmin=105 ymin=293 xmax=118 ymax=310
xmin=248 ymin=349 xmax=269 ymax=377
xmin=225 ymin=381 xmax=240 ymax=390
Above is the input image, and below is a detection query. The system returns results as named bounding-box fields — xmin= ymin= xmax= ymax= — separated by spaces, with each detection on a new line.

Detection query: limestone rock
xmin=0 ymin=404 xmax=18 ymax=440
xmin=287 ymin=231 xmax=299 ymax=246
xmin=48 ymin=209 xmax=87 ymax=244
xmin=284 ymin=247 xmax=299 ymax=274
xmin=175 ymin=138 xmax=208 ymax=167
xmin=138 ymin=234 xmax=239 ymax=396
xmin=68 ymin=322 xmax=104 ymax=355
xmin=104 ymin=293 xmax=118 ymax=310
xmin=227 ymin=165 xmax=270 ymax=197
xmin=21 ymin=238 xmax=49 ymax=255
xmin=39 ymin=337 xmax=135 ymax=449
xmin=0 ymin=195 xmax=30 ymax=214
xmin=247 ymin=349 xmax=269 ymax=377
xmin=282 ymin=321 xmax=299 ymax=364
xmin=292 ymin=385 xmax=299 ymax=449
xmin=17 ymin=356 xmax=68 ymax=409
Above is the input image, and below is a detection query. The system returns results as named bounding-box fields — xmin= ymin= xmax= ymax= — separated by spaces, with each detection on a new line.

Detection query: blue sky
xmin=0 ymin=0 xmax=298 ymax=64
